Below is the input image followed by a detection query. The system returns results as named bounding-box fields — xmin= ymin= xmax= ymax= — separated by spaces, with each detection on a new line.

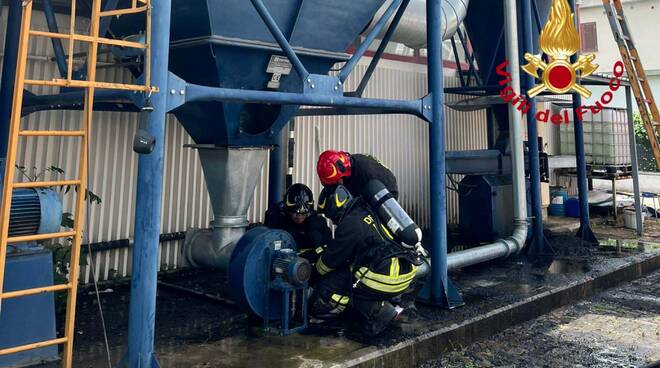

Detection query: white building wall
xmin=1 ymin=10 xmax=486 ymax=283
xmin=579 ymin=0 xmax=660 ymax=109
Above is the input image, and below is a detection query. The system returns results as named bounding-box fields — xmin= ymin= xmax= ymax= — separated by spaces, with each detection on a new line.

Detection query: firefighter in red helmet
xmin=310 ymin=184 xmax=418 ymax=336
xmin=316 ymin=150 xmax=426 ymax=317
xmin=317 ymin=150 xmax=398 ymax=199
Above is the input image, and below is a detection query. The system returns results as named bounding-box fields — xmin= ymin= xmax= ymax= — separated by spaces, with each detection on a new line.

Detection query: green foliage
xmin=15 ymin=164 xmax=103 ymax=204
xmin=632 ymin=113 xmax=659 ymax=172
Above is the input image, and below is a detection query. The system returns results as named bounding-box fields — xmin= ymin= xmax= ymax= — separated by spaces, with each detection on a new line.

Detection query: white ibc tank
xmin=559 ymin=108 xmax=631 ymax=167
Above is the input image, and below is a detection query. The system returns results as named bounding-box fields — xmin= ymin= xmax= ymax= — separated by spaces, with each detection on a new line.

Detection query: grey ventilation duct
xmin=364 ymin=0 xmax=470 ymax=48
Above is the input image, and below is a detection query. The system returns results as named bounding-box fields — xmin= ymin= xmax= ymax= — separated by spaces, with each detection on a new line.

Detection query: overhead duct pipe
xmin=364 ymin=0 xmax=470 ymax=47
xmin=446 ymin=0 xmax=528 ymax=271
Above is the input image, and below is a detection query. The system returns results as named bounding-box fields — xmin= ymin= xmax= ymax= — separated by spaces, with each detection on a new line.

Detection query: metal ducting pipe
xmin=364 ymin=0 xmax=470 ymax=48
xmin=446 ymin=0 xmax=528 ymax=271
xmin=183 ymin=146 xmax=270 ymax=270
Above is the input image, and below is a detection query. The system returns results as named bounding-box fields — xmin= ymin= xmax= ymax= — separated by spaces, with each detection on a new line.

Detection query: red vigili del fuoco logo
xmin=496 ymin=0 xmax=625 ymax=124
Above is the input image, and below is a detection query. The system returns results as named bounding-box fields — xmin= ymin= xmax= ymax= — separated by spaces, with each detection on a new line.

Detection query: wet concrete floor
xmin=421 ymin=270 xmax=660 ymax=368
xmin=35 ymin=234 xmax=660 ymax=367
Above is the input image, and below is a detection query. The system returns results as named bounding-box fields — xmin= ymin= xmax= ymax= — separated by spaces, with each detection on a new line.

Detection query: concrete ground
xmin=41 ymin=230 xmax=659 ymax=368
xmin=30 ymin=215 xmax=660 ymax=368
xmin=421 ymin=270 xmax=660 ymax=368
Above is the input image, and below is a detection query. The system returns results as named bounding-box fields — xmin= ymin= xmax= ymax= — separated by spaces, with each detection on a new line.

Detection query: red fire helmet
xmin=317 ymin=150 xmax=352 ymax=186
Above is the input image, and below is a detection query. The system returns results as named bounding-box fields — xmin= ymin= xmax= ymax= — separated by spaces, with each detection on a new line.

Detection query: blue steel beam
xmin=444 ymin=85 xmax=501 ymax=93
xmin=338 ymin=0 xmax=404 ymax=84
xmin=450 ymin=37 xmax=466 ymax=87
xmin=42 ymin=0 xmax=68 ymax=77
xmin=184 ymin=83 xmax=426 ymax=120
xmin=456 ymin=29 xmax=482 ymax=87
xmin=249 ymin=0 xmax=309 ymax=81
xmin=76 ymin=0 xmax=121 ymax=81
xmin=22 ymin=89 xmax=138 ymax=113
xmin=521 ymin=0 xmax=551 ymax=256
xmin=483 ymin=28 xmax=505 ymax=86
xmin=568 ymin=0 xmax=598 ymax=245
xmin=295 ymin=106 xmax=423 ymax=116
xmin=354 ymin=0 xmax=411 ymax=97
xmin=0 ymin=0 xmax=22 ymax=160
xmin=124 ymin=0 xmax=172 ymax=366
xmin=417 ymin=0 xmax=463 ymax=308
xmin=98 ymin=0 xmax=120 ymax=38
xmin=531 ymin=0 xmax=543 ymax=33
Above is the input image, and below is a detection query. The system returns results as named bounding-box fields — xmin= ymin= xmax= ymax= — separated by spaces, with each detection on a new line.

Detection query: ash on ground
xmin=422 ymin=270 xmax=660 ymax=368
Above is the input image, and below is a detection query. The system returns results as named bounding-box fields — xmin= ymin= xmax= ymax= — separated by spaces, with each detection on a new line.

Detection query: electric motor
xmin=7 ymin=188 xmax=62 ymax=238
xmin=272 ymin=249 xmax=311 ymax=286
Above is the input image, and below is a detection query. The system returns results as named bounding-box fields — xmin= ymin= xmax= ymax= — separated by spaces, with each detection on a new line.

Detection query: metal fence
xmin=2 ymin=10 xmax=486 ymax=283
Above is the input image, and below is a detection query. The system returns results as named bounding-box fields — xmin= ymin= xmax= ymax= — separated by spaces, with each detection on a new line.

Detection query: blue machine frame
xmin=0 ymin=0 xmax=456 ymax=366
xmin=0 ymin=0 xmax=606 ymax=366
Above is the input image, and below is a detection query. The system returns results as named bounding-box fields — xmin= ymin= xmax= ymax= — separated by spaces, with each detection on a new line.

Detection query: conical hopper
xmin=183 ymin=146 xmax=269 ymax=269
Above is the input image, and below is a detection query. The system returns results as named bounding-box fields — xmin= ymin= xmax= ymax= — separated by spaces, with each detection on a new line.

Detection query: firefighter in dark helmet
xmin=264 ymin=183 xmax=331 ymax=264
xmin=310 ymin=184 xmax=420 ymax=336
xmin=317 ymin=150 xmax=398 ymax=199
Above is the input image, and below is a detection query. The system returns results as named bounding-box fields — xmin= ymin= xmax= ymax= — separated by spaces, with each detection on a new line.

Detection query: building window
xmin=580 ymin=22 xmax=598 ymax=52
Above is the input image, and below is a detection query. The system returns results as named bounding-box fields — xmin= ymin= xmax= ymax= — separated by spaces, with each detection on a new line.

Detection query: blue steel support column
xmin=268 ymin=128 xmax=284 ymax=207
xmin=418 ymin=0 xmax=463 ymax=308
xmin=124 ymin=0 xmax=172 ymax=366
xmin=568 ymin=0 xmax=597 ymax=244
xmin=626 ymin=87 xmax=643 ymax=235
xmin=0 ymin=0 xmax=22 ymax=161
xmin=521 ymin=0 xmax=551 ymax=256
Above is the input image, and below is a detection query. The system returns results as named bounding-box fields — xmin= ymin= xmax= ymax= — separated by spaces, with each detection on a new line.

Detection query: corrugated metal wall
xmin=293 ymin=69 xmax=487 ymax=228
xmin=2 ymin=10 xmax=486 ymax=283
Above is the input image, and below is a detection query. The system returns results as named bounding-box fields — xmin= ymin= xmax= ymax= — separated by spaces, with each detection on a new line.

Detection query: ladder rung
xmin=24 ymin=78 xmax=154 ymax=93
xmin=99 ymin=5 xmax=148 ymax=17
xmin=1 ymin=283 xmax=71 ymax=300
xmin=13 ymin=179 xmax=81 ymax=189
xmin=19 ymin=130 xmax=85 ymax=137
xmin=29 ymin=30 xmax=146 ymax=49
xmin=623 ymin=35 xmax=631 ymax=41
xmin=616 ymin=15 xmax=624 ymax=21
xmin=7 ymin=231 xmax=77 ymax=243
xmin=0 ymin=337 xmax=68 ymax=356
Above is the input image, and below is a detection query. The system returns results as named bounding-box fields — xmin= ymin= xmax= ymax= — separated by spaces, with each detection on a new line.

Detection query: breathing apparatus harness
xmin=350 ymin=202 xmax=422 ymax=290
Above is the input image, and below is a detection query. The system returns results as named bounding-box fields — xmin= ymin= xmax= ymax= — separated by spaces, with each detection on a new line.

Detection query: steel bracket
xmin=417 ymin=277 xmax=465 ymax=309
xmin=166 ymin=72 xmax=187 ymax=112
xmin=421 ymin=94 xmax=434 ymax=123
xmin=303 ymin=74 xmax=343 ymax=96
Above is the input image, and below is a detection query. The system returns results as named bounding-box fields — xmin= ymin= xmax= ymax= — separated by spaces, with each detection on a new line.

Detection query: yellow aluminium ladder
xmin=0 ymin=0 xmax=154 ymax=366
xmin=603 ymin=0 xmax=660 ymax=170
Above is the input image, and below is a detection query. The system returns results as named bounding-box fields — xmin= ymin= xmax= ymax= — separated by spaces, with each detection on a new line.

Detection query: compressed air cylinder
xmin=365 ymin=179 xmax=422 ymax=248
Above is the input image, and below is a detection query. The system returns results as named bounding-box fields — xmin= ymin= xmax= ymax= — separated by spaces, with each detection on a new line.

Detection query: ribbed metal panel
xmin=4 ymin=10 xmax=486 ymax=283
